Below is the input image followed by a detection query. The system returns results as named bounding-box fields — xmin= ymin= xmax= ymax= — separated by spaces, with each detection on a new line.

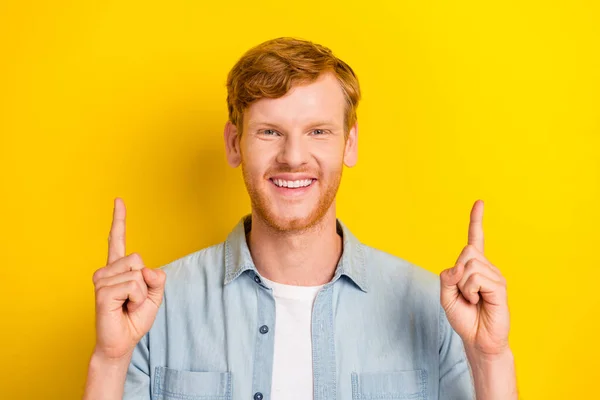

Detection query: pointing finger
xmin=107 ymin=197 xmax=126 ymax=265
xmin=454 ymin=244 xmax=501 ymax=277
xmin=468 ymin=199 xmax=485 ymax=253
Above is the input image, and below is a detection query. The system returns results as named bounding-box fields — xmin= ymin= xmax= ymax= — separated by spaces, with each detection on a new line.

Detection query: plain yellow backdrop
xmin=1 ymin=1 xmax=598 ymax=398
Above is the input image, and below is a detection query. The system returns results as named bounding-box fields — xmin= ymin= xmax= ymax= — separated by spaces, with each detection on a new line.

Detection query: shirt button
xmin=254 ymin=276 xmax=261 ymax=284
xmin=254 ymin=392 xmax=263 ymax=400
xmin=259 ymin=325 xmax=269 ymax=334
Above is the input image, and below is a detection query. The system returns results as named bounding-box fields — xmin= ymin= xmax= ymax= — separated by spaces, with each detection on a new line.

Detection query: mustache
xmin=265 ymin=168 xmax=319 ymax=176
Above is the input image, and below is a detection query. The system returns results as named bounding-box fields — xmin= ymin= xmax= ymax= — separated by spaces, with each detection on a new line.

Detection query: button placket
xmin=251 ymin=275 xmax=275 ymax=400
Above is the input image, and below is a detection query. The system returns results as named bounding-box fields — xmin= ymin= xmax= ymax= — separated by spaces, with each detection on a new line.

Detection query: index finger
xmin=107 ymin=197 xmax=126 ymax=265
xmin=467 ymin=199 xmax=485 ymax=253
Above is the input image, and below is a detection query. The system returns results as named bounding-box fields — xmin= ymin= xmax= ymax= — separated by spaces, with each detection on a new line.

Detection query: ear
xmin=224 ymin=121 xmax=242 ymax=167
xmin=343 ymin=121 xmax=358 ymax=167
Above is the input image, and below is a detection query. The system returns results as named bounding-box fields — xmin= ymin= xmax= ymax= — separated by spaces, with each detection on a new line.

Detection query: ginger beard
xmin=240 ymin=152 xmax=344 ymax=233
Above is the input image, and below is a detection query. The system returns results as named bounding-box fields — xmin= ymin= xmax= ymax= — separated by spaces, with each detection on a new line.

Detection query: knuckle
xmin=499 ymin=274 xmax=507 ymax=285
xmin=92 ymin=268 xmax=103 ymax=284
xmin=469 ymin=272 xmax=482 ymax=283
xmin=464 ymin=273 xmax=482 ymax=289
xmin=464 ymin=258 xmax=476 ymax=271
xmin=129 ymin=252 xmax=143 ymax=265
xmin=108 ymin=234 xmax=124 ymax=245
xmin=464 ymin=272 xmax=475 ymax=284
xmin=467 ymin=258 xmax=486 ymax=272
xmin=133 ymin=270 xmax=146 ymax=286
xmin=131 ymin=280 xmax=145 ymax=296
xmin=127 ymin=280 xmax=138 ymax=292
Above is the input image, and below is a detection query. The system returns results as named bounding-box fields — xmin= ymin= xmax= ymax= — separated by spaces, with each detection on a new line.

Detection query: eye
xmin=311 ymin=129 xmax=327 ymax=135
xmin=261 ymin=129 xmax=278 ymax=136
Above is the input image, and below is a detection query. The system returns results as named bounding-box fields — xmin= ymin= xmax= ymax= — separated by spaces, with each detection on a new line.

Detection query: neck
xmin=246 ymin=205 xmax=342 ymax=286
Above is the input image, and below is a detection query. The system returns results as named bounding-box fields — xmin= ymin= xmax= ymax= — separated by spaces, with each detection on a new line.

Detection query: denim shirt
xmin=124 ymin=215 xmax=475 ymax=400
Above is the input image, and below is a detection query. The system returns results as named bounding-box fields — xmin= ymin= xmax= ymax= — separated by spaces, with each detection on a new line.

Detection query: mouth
xmin=268 ymin=178 xmax=317 ymax=196
xmin=269 ymin=178 xmax=316 ymax=189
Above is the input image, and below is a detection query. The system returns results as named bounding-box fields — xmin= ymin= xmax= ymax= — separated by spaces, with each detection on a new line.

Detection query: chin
xmin=244 ymin=173 xmax=340 ymax=233
xmin=263 ymin=208 xmax=321 ymax=232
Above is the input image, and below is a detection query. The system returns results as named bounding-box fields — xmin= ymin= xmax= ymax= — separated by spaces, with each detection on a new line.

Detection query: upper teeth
xmin=273 ymin=179 xmax=313 ymax=188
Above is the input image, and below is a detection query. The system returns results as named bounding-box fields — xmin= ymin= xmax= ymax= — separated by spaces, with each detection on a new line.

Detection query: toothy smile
xmin=270 ymin=178 xmax=315 ymax=188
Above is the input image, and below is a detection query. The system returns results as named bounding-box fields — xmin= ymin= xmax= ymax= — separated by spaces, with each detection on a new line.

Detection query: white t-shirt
xmin=261 ymin=276 xmax=324 ymax=400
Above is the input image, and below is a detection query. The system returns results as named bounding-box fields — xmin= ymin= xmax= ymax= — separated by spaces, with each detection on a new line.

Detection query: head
xmin=224 ymin=37 xmax=361 ymax=232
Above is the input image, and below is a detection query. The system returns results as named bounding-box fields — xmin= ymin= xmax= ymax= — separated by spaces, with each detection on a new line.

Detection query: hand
xmin=91 ymin=198 xmax=166 ymax=361
xmin=440 ymin=200 xmax=510 ymax=356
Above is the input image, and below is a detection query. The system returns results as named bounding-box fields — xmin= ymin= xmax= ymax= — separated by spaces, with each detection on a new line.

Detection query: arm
xmin=83 ymin=198 xmax=165 ymax=400
xmin=83 ymin=352 xmax=132 ymax=400
xmin=438 ymin=313 xmax=517 ymax=400
xmin=440 ymin=200 xmax=518 ymax=400
xmin=465 ymin=347 xmax=517 ymax=400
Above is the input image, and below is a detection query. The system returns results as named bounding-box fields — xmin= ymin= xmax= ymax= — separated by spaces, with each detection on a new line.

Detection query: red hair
xmin=226 ymin=37 xmax=361 ymax=136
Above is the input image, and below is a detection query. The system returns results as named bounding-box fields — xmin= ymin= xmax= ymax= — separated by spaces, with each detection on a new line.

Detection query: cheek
xmin=313 ymin=146 xmax=345 ymax=171
xmin=242 ymin=145 xmax=276 ymax=176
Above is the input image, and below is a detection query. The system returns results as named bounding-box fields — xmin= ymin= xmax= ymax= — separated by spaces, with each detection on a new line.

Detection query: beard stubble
xmin=241 ymin=161 xmax=343 ymax=233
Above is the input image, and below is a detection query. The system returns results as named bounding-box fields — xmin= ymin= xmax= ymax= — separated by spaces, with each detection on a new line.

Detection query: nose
xmin=276 ymin=134 xmax=309 ymax=168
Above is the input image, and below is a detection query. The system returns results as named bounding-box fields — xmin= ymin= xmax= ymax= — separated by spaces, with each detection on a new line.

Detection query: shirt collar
xmin=223 ymin=214 xmax=367 ymax=292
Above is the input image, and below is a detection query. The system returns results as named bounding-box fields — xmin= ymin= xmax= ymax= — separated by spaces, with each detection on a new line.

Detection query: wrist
xmin=464 ymin=347 xmax=518 ymax=400
xmin=465 ymin=344 xmax=513 ymax=366
xmin=83 ymin=349 xmax=132 ymax=400
xmin=90 ymin=347 xmax=133 ymax=369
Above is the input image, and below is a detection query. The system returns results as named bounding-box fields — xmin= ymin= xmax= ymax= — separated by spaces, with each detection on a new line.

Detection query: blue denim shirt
xmin=124 ymin=215 xmax=475 ymax=400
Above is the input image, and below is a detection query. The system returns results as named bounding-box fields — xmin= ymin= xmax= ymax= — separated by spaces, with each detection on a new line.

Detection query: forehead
xmin=245 ymin=72 xmax=346 ymax=128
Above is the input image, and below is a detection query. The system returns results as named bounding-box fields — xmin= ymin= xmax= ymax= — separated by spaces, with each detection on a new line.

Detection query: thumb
xmin=440 ymin=262 xmax=464 ymax=308
xmin=142 ymin=267 xmax=166 ymax=307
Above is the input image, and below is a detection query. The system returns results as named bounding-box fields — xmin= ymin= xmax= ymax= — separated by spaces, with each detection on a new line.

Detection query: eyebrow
xmin=247 ymin=120 xmax=340 ymax=130
xmin=247 ymin=121 xmax=282 ymax=130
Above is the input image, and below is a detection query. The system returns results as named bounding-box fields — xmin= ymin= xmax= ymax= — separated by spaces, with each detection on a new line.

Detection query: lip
xmin=269 ymin=173 xmax=317 ymax=180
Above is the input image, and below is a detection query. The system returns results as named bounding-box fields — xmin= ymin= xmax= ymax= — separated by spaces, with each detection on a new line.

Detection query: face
xmin=224 ymin=72 xmax=358 ymax=232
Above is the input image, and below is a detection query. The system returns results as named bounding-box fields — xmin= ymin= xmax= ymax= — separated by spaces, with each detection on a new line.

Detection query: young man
xmin=84 ymin=37 xmax=517 ymax=400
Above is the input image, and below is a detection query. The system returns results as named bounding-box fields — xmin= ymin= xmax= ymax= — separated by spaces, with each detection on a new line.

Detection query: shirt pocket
xmin=351 ymin=369 xmax=428 ymax=400
xmin=153 ymin=366 xmax=232 ymax=400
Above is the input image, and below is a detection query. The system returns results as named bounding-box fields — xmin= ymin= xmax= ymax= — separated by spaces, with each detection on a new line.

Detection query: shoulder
xmin=158 ymin=242 xmax=226 ymax=287
xmin=361 ymin=243 xmax=440 ymax=304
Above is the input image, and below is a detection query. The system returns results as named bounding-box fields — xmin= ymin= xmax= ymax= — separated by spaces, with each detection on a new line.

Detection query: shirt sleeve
xmin=123 ymin=333 xmax=152 ymax=399
xmin=438 ymin=305 xmax=475 ymax=400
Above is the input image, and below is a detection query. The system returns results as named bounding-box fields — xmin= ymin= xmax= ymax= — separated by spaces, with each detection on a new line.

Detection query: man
xmin=84 ymin=37 xmax=517 ymax=399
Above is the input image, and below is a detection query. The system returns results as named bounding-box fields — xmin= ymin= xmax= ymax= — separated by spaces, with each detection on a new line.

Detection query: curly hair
xmin=226 ymin=37 xmax=361 ymax=137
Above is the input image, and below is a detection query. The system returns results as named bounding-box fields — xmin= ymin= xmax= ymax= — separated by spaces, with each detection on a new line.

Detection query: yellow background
xmin=1 ymin=1 xmax=598 ymax=398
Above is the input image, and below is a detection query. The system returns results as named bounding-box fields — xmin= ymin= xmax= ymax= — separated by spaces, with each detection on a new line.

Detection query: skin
xmin=83 ymin=71 xmax=517 ymax=399
xmin=223 ymin=72 xmax=357 ymax=285
xmin=440 ymin=200 xmax=518 ymax=399
xmin=84 ymin=198 xmax=167 ymax=400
